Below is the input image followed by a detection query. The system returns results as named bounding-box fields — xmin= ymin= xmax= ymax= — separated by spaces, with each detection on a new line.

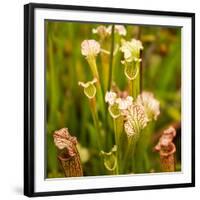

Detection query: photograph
xmin=45 ymin=21 xmax=182 ymax=178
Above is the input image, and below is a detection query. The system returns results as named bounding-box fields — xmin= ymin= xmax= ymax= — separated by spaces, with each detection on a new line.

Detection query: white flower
xmin=115 ymin=25 xmax=127 ymax=36
xmin=78 ymin=78 xmax=97 ymax=99
xmin=81 ymin=40 xmax=101 ymax=58
xmin=93 ymin=25 xmax=127 ymax=38
xmin=120 ymin=39 xmax=143 ymax=63
xmin=136 ymin=91 xmax=160 ymax=121
xmin=107 ymin=25 xmax=127 ymax=36
xmin=92 ymin=25 xmax=110 ymax=39
xmin=105 ymin=91 xmax=117 ymax=105
xmin=124 ymin=103 xmax=148 ymax=137
xmin=116 ymin=96 xmax=133 ymax=110
xmin=105 ymin=92 xmax=133 ymax=118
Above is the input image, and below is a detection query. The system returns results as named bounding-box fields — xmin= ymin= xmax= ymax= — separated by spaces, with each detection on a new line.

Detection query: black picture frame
xmin=24 ymin=3 xmax=195 ymax=197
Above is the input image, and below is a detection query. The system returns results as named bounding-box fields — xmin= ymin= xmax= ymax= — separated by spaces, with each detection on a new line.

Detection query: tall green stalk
xmin=108 ymin=25 xmax=115 ymax=91
xmin=87 ymin=60 xmax=106 ymax=133
xmin=122 ymin=133 xmax=140 ymax=173
xmin=134 ymin=123 xmax=154 ymax=173
xmin=114 ymin=119 xmax=119 ymax=174
xmin=130 ymin=61 xmax=140 ymax=99
xmin=113 ymin=116 xmax=123 ymax=174
xmin=89 ymin=98 xmax=102 ymax=150
xmin=104 ymin=25 xmax=115 ymax=152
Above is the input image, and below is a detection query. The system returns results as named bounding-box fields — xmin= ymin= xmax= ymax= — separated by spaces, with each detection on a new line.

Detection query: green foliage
xmin=46 ymin=21 xmax=181 ymax=177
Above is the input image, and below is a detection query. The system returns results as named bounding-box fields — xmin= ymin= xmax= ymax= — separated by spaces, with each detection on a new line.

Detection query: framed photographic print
xmin=24 ymin=3 xmax=195 ymax=197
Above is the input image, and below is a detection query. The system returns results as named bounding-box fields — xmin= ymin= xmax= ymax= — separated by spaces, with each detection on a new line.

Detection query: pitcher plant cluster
xmin=78 ymin=24 xmax=160 ymax=175
xmin=53 ymin=24 xmax=177 ymax=176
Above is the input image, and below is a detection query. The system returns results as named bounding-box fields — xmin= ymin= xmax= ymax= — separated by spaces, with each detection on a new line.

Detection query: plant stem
xmin=108 ymin=25 xmax=115 ymax=91
xmin=139 ymin=51 xmax=143 ymax=92
xmin=58 ymin=146 xmax=83 ymax=177
xmin=122 ymin=133 xmax=140 ymax=173
xmin=136 ymin=63 xmax=140 ymax=95
xmin=130 ymin=79 xmax=135 ymax=99
xmin=102 ymin=25 xmax=115 ymax=152
xmin=100 ymin=46 xmax=109 ymax=92
xmin=130 ymin=62 xmax=140 ymax=99
xmin=113 ymin=116 xmax=124 ymax=174
xmin=89 ymin=98 xmax=102 ymax=150
xmin=88 ymin=58 xmax=100 ymax=80
xmin=122 ymin=138 xmax=132 ymax=173
xmin=113 ymin=119 xmax=119 ymax=174
xmin=160 ymin=154 xmax=175 ymax=172
xmin=88 ymin=58 xmax=106 ymax=124
xmin=134 ymin=124 xmax=153 ymax=173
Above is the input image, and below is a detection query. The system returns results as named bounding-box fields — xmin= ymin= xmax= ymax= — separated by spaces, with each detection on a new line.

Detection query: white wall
xmin=0 ymin=0 xmax=199 ymax=199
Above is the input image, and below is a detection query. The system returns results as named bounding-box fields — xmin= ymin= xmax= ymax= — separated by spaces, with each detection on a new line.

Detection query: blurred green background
xmin=45 ymin=21 xmax=181 ymax=178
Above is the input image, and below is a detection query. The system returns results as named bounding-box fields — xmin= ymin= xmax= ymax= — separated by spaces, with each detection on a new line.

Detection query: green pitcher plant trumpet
xmin=100 ymin=145 xmax=118 ymax=172
xmin=78 ymin=78 xmax=97 ymax=99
